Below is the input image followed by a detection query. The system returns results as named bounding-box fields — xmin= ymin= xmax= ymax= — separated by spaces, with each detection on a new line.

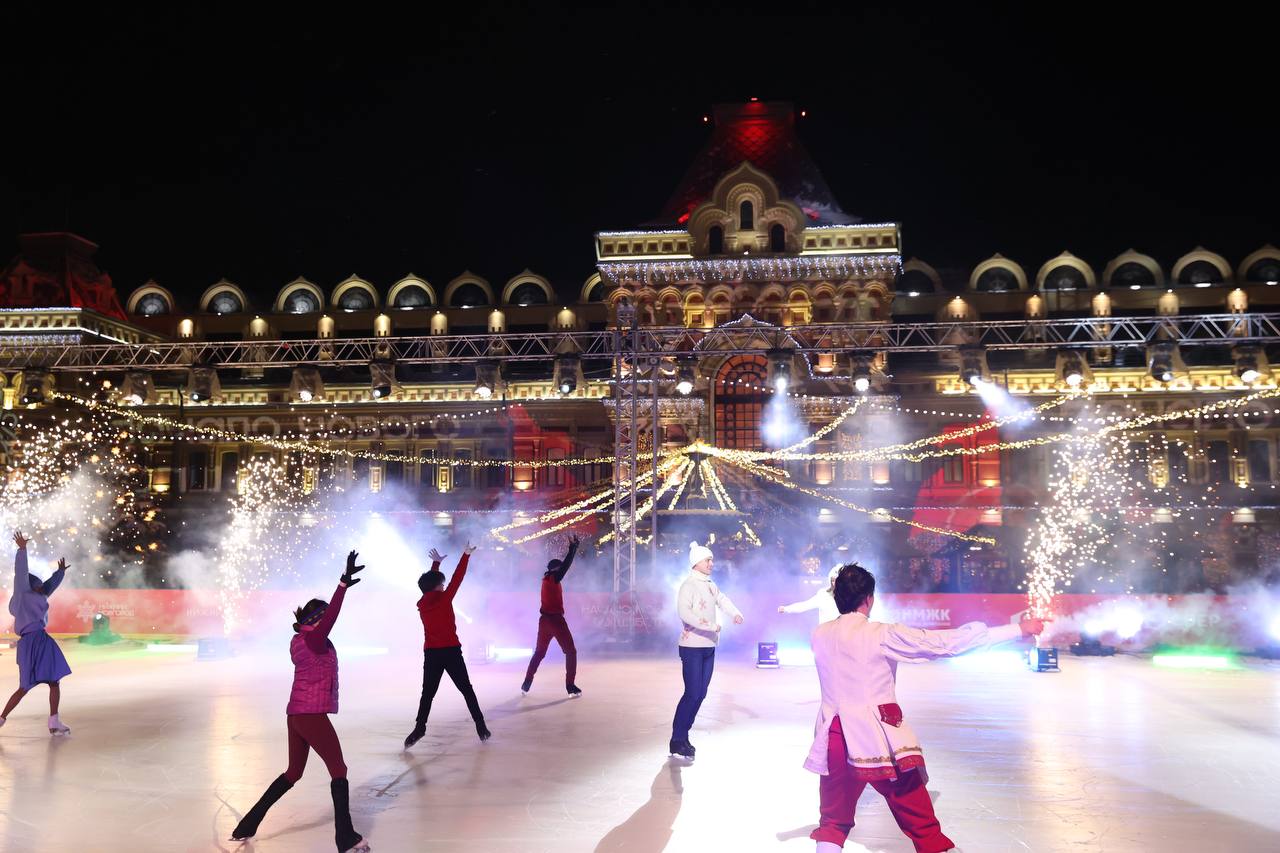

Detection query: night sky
xmin=2 ymin=7 xmax=1275 ymax=304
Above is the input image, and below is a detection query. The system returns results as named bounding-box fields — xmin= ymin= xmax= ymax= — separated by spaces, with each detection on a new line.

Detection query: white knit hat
xmin=689 ymin=540 xmax=714 ymax=569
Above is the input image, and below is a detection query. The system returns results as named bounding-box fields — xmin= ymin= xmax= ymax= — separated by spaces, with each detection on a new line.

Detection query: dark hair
xmin=545 ymin=558 xmax=562 ymax=575
xmin=28 ymin=575 xmax=45 ymax=595
xmin=418 ymin=570 xmax=445 ymax=593
xmin=833 ymin=564 xmax=876 ymax=614
xmin=293 ymin=598 xmax=328 ymax=631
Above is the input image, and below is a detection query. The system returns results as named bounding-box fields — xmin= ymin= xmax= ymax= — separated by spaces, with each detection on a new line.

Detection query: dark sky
xmin=2 ymin=6 xmax=1275 ymax=304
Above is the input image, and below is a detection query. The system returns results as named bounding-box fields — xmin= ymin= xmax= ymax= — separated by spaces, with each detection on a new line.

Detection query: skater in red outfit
xmin=522 ymin=534 xmax=582 ymax=697
xmin=806 ymin=564 xmax=1045 ymax=853
xmin=404 ymin=543 xmax=489 ymax=749
xmin=230 ymin=551 xmax=370 ymax=853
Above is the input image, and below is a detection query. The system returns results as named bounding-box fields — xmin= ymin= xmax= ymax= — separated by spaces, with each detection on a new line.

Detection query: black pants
xmin=416 ymin=646 xmax=485 ymax=726
xmin=671 ymin=646 xmax=715 ymax=742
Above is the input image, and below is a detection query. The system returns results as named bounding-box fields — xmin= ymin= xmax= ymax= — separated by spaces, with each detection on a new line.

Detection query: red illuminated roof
xmin=654 ymin=101 xmax=855 ymax=227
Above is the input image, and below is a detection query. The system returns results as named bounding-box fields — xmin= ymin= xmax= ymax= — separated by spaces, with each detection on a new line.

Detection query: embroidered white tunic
xmin=804 ymin=612 xmax=1023 ymax=780
xmin=677 ymin=571 xmax=742 ymax=648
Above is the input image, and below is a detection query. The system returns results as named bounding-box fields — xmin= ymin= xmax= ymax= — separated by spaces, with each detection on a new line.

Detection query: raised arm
xmin=42 ymin=557 xmax=68 ymax=597
xmin=428 ymin=547 xmax=445 ymax=574
xmin=444 ymin=544 xmax=476 ymax=601
xmin=13 ymin=531 xmax=29 ymax=591
xmin=551 ymin=535 xmax=579 ymax=583
xmin=881 ymin=620 xmax=1026 ymax=663
xmin=307 ymin=551 xmax=363 ymax=647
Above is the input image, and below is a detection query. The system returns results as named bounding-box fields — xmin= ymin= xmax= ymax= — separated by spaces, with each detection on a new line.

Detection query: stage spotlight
xmin=1026 ymin=646 xmax=1060 ymax=672
xmin=767 ymin=349 xmax=792 ymax=393
xmin=289 ymin=366 xmax=324 ymax=403
xmin=554 ymin=354 xmax=580 ymax=396
xmin=1147 ymin=342 xmax=1178 ymax=383
xmin=675 ymin=357 xmax=696 ymax=396
xmin=958 ymin=346 xmax=987 ymax=386
xmin=851 ymin=350 xmax=874 ymax=394
xmin=18 ymin=368 xmax=52 ymax=406
xmin=185 ymin=366 xmax=221 ymax=403
xmin=1055 ymin=349 xmax=1091 ymax=388
xmin=1114 ymin=608 xmax=1144 ymax=640
xmin=1070 ymin=620 xmax=1116 ymax=656
xmin=756 ymin=642 xmax=779 ymax=669
xmin=474 ymin=361 xmax=501 ymax=399
xmin=81 ymin=612 xmax=120 ymax=645
xmin=1232 ymin=344 xmax=1269 ymax=384
xmin=1269 ymin=613 xmax=1280 ymax=642
xmin=118 ymin=371 xmax=155 ymax=406
xmin=369 ymin=359 xmax=396 ymax=399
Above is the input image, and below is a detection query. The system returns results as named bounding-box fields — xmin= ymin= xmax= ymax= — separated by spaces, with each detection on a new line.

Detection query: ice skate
xmin=668 ymin=739 xmax=694 ymax=761
xmin=476 ymin=722 xmax=491 ymax=742
xmin=403 ymin=724 xmax=425 ymax=750
xmin=48 ymin=713 xmax=70 ymax=736
xmin=566 ymin=684 xmax=582 ymax=697
xmin=343 ymin=839 xmax=371 ymax=852
xmin=520 ymin=679 xmax=532 ymax=695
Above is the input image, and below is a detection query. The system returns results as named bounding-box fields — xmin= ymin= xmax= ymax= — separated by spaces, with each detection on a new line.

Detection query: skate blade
xmin=343 ymin=839 xmax=371 ymax=852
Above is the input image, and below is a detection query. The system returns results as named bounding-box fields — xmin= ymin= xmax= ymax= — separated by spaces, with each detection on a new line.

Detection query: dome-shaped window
xmin=338 ymin=288 xmax=374 ymax=310
xmin=1246 ymin=257 xmax=1280 ymax=284
xmin=769 ymin=223 xmax=786 ymax=252
xmin=509 ymin=282 xmax=549 ymax=306
xmin=137 ymin=293 xmax=170 ymax=316
xmin=708 ymin=225 xmax=724 ymax=255
xmin=739 ymin=200 xmax=754 ymax=230
xmin=586 ymin=280 xmax=606 ymax=301
xmin=975 ymin=267 xmax=1017 ymax=292
xmin=209 ymin=291 xmax=243 ymax=314
xmin=450 ymin=283 xmax=490 ymax=308
xmin=1042 ymin=266 xmax=1086 ymax=291
xmin=897 ymin=269 xmax=935 ymax=295
xmin=284 ymin=290 xmax=321 ymax=313
xmin=393 ymin=284 xmax=432 ymax=308
xmin=1178 ymin=260 xmax=1221 ymax=285
xmin=1112 ymin=262 xmax=1155 ymax=289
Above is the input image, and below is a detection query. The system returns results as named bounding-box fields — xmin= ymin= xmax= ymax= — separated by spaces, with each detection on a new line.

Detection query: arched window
xmin=285 ymin=290 xmax=321 ymax=313
xmin=137 ymin=293 xmax=170 ymax=316
xmin=450 ymin=284 xmax=489 ymax=307
xmin=769 ymin=223 xmax=785 ymax=252
xmin=393 ymin=285 xmax=432 ymax=308
xmin=974 ymin=268 xmax=1016 ymax=292
xmin=739 ymin=200 xmax=754 ymax=231
xmin=1178 ymin=260 xmax=1221 ymax=285
xmin=1112 ymin=262 xmax=1156 ymax=289
xmin=1042 ymin=266 xmax=1086 ymax=291
xmin=209 ymin=291 xmax=243 ymax=314
xmin=1246 ymin=257 xmax=1280 ymax=284
xmin=509 ymin=282 xmax=549 ymax=306
xmin=715 ymin=354 xmax=769 ymax=451
xmin=708 ymin=226 xmax=724 ymax=255
xmin=338 ymin=288 xmax=374 ymax=310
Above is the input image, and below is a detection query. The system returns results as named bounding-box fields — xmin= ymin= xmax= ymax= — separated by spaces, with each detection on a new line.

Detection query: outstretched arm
xmin=881 ymin=620 xmax=1028 ymax=662
xmin=551 ymin=535 xmax=580 ymax=583
xmin=42 ymin=557 xmax=68 ymax=597
xmin=779 ymin=590 xmax=824 ymax=614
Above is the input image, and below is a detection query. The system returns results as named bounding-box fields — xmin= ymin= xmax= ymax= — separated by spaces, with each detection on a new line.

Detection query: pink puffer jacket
xmin=286 ymin=582 xmax=347 ymax=715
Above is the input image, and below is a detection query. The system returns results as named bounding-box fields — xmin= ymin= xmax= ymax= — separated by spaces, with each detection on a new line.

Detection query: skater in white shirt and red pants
xmin=806 ymin=564 xmax=1045 ymax=853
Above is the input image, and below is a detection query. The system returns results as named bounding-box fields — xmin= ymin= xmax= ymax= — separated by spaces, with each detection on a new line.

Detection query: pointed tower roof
xmin=655 ymin=101 xmax=855 ymax=227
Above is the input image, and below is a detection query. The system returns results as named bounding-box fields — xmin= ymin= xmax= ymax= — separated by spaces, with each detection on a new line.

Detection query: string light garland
xmin=600 ymin=254 xmax=902 ymax=285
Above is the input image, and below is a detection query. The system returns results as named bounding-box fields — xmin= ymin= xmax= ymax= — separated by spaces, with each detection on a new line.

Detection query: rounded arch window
xmin=708 ymin=225 xmax=724 ymax=255
xmin=393 ymin=284 xmax=432 ymax=308
xmin=1178 ymin=260 xmax=1221 ymax=285
xmin=769 ymin=223 xmax=786 ymax=252
xmin=975 ymin=267 xmax=1017 ymax=292
xmin=1042 ymin=266 xmax=1086 ymax=291
xmin=739 ymin=200 xmax=754 ymax=230
xmin=1111 ymin=262 xmax=1155 ymax=289
xmin=338 ymin=288 xmax=374 ymax=310
xmin=209 ymin=291 xmax=243 ymax=314
xmin=509 ymin=282 xmax=549 ymax=306
xmin=586 ymin=280 xmax=606 ymax=301
xmin=136 ymin=293 xmax=170 ymax=316
xmin=284 ymin=290 xmax=321 ymax=313
xmin=1246 ymin=257 xmax=1280 ymax=284
xmin=450 ymin=283 xmax=489 ymax=307
xmin=898 ymin=269 xmax=935 ymax=294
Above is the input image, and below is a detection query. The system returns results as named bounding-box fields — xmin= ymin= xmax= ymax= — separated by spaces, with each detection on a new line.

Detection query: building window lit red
xmin=715 ymin=354 xmax=768 ymax=450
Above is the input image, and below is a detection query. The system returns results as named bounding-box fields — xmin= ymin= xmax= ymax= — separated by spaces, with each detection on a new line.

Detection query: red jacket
xmin=418 ymin=554 xmax=469 ymax=649
xmin=540 ymin=575 xmax=564 ymax=615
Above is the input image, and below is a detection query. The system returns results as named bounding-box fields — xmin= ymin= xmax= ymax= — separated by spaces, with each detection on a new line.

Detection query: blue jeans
xmin=671 ymin=646 xmax=715 ymax=742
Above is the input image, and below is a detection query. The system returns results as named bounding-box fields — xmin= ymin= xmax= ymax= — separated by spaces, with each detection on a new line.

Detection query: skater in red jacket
xmin=521 ymin=534 xmax=582 ymax=696
xmin=404 ymin=543 xmax=489 ymax=749
xmin=230 ymin=551 xmax=369 ymax=853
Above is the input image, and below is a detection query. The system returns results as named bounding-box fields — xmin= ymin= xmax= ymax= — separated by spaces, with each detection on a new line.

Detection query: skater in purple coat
xmin=0 ymin=531 xmax=73 ymax=736
xmin=229 ymin=551 xmax=371 ymax=853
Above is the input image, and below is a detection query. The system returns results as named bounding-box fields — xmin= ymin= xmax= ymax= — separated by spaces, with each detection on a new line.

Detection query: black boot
xmin=403 ymin=722 xmax=425 ymax=750
xmin=476 ymin=719 xmax=491 ymax=741
xmin=231 ymin=773 xmax=293 ymax=840
xmin=330 ymin=778 xmax=364 ymax=852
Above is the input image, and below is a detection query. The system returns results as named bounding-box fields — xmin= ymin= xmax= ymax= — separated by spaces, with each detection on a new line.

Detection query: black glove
xmin=342 ymin=550 xmax=364 ymax=586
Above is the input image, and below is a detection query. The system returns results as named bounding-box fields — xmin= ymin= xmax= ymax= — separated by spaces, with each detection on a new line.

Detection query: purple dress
xmin=9 ymin=549 xmax=72 ymax=690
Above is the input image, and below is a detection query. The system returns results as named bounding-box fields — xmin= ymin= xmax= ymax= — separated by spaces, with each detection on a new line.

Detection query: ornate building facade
xmin=2 ymin=100 xmax=1278 ymax=593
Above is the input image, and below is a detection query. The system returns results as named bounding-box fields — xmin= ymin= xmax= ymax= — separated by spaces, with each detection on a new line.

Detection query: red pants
xmin=811 ymin=716 xmax=954 ymax=853
xmin=524 ymin=613 xmax=577 ymax=686
xmin=285 ymin=713 xmax=347 ymax=782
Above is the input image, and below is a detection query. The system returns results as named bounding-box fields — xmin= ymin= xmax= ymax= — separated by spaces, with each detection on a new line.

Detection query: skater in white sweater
xmin=668 ymin=541 xmax=742 ymax=761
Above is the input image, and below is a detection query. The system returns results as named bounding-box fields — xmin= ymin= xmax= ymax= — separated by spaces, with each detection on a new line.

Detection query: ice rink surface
xmin=1 ymin=641 xmax=1278 ymax=852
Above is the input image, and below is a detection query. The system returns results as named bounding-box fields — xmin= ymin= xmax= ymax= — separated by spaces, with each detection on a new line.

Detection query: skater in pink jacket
xmin=230 ymin=551 xmax=371 ymax=853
